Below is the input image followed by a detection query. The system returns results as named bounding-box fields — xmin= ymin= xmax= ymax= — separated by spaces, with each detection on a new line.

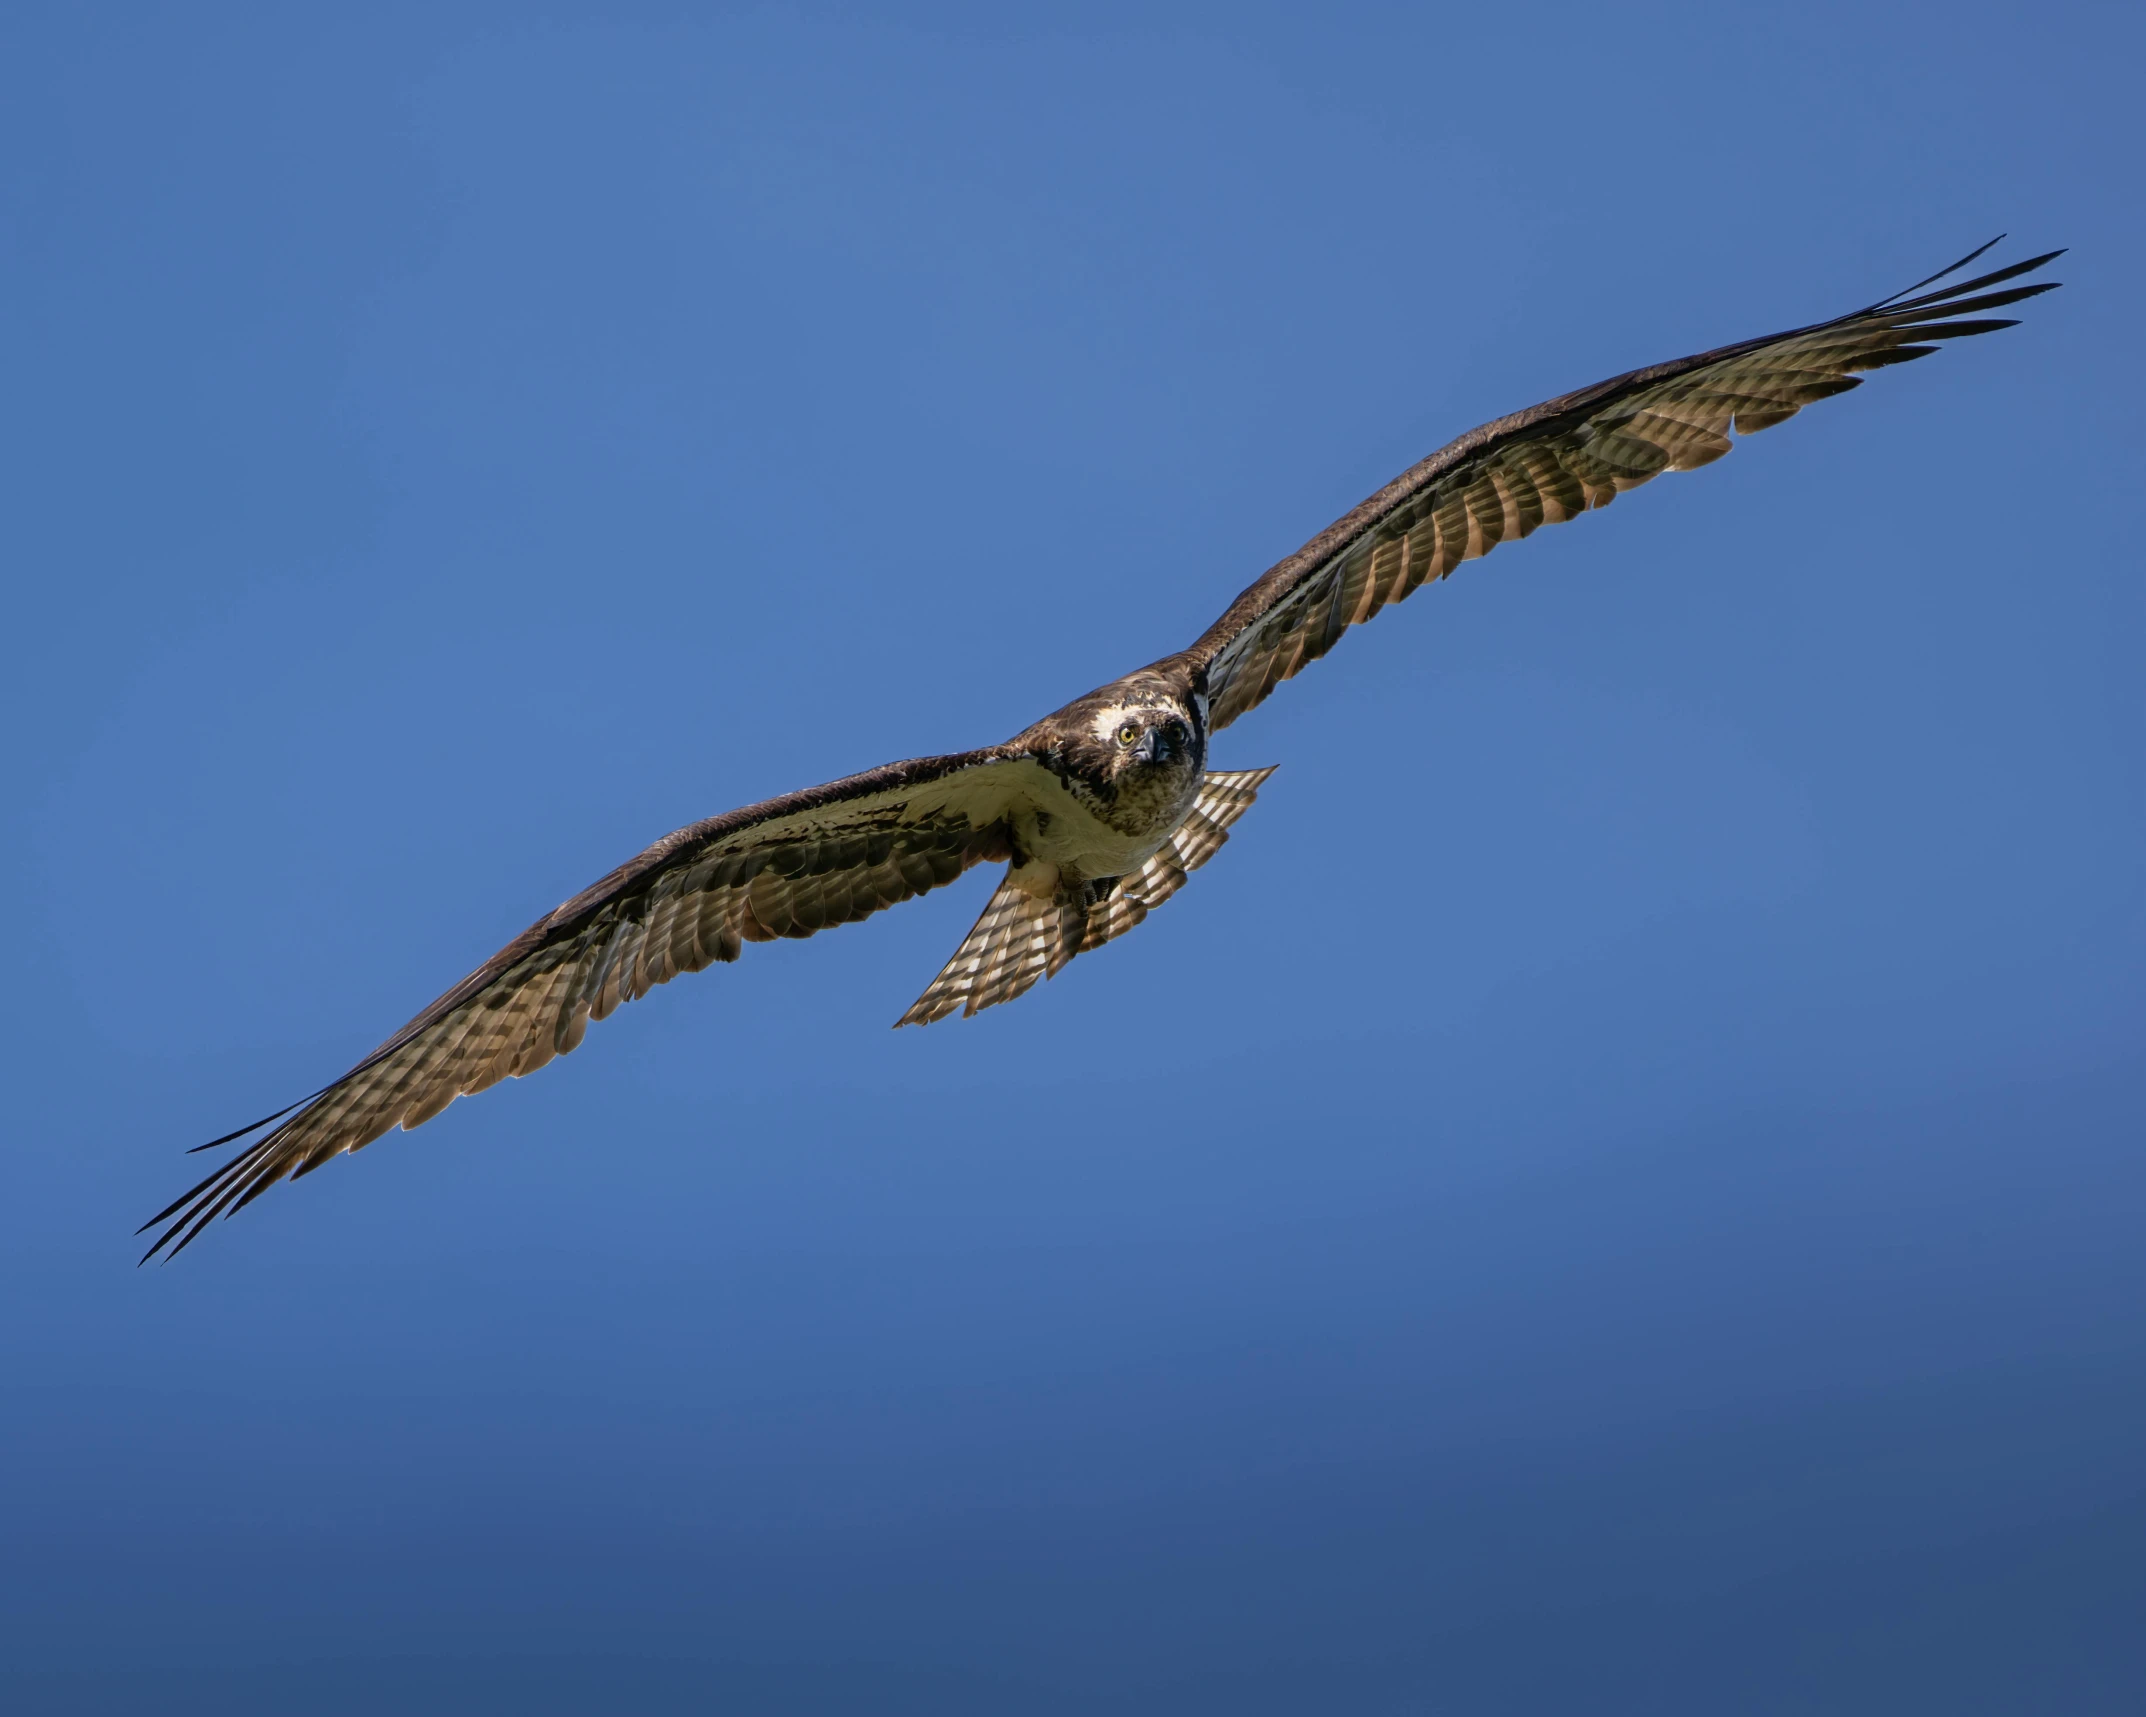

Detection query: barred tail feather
xmin=897 ymin=864 xmax=1084 ymax=1026
xmin=897 ymin=766 xmax=1276 ymax=1026
xmin=1081 ymin=767 xmax=1275 ymax=952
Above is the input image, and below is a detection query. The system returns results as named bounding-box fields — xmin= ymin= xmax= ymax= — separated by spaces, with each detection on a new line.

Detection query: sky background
xmin=3 ymin=3 xmax=2141 ymax=1711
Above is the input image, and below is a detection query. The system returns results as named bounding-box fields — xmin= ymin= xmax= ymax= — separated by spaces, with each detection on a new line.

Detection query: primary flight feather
xmin=143 ymin=239 xmax=2062 ymax=1261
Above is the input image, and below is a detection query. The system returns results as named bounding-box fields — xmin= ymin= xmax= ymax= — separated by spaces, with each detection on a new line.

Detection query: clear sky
xmin=4 ymin=3 xmax=2141 ymax=1711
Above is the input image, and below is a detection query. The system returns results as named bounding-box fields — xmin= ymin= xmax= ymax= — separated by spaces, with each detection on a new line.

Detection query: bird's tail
xmin=895 ymin=766 xmax=1277 ymax=1026
xmin=897 ymin=863 xmax=1087 ymax=1025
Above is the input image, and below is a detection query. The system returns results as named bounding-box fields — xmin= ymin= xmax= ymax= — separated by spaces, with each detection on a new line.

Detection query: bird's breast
xmin=1016 ymin=764 xmax=1199 ymax=879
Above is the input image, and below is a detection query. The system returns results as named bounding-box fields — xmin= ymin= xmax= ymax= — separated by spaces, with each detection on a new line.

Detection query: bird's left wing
xmin=1178 ymin=241 xmax=2062 ymax=731
xmin=141 ymin=749 xmax=1048 ymax=1260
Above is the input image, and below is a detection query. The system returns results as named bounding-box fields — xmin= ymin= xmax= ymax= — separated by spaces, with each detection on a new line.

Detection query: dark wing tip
xmin=145 ymin=1098 xmax=318 ymax=1260
xmin=187 ymin=1099 xmax=308 ymax=1154
xmin=1874 ymin=246 xmax=2065 ymax=318
xmin=137 ymin=1163 xmax=224 ymax=1262
xmin=1911 ymin=318 xmax=2024 ymax=342
xmin=1872 ymin=235 xmax=2008 ymax=308
xmin=136 ymin=1175 xmax=238 ymax=1265
xmin=140 ymin=1125 xmax=298 ymax=1264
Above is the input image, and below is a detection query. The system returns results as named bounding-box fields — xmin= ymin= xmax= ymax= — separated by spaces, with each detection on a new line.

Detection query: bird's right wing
xmin=1181 ymin=241 xmax=2062 ymax=731
xmin=142 ymin=749 xmax=1054 ymax=1260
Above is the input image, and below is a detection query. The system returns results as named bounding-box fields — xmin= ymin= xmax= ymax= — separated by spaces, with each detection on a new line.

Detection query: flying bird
xmin=142 ymin=239 xmax=2061 ymax=1261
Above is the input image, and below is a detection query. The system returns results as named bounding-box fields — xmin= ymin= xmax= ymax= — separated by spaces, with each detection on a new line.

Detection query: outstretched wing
xmin=1181 ymin=241 xmax=2063 ymax=731
xmin=142 ymin=750 xmax=1051 ymax=1260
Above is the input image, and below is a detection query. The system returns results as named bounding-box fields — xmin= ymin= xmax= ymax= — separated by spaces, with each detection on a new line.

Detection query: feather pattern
xmin=141 ymin=752 xmax=1033 ymax=1259
xmin=895 ymin=868 xmax=1090 ymax=1026
xmin=1179 ymin=245 xmax=2063 ymax=729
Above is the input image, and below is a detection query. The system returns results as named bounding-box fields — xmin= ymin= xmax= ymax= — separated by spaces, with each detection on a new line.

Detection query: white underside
xmin=1010 ymin=766 xmax=1189 ymax=878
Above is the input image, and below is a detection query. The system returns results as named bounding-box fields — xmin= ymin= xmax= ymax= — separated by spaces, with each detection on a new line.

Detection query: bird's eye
xmin=1116 ymin=723 xmax=1140 ymax=748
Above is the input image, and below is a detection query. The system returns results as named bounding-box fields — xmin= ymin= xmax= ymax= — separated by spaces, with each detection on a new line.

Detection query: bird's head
xmin=1098 ymin=695 xmax=1201 ymax=776
xmin=1019 ymin=673 xmax=1209 ymax=831
xmin=1085 ymin=696 xmax=1201 ymax=784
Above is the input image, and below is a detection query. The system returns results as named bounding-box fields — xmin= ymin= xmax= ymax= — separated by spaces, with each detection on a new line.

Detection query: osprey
xmin=143 ymin=241 xmax=2061 ymax=1260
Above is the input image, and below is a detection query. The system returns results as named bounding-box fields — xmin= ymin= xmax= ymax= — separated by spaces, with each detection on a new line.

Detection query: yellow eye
xmin=1116 ymin=722 xmax=1140 ymax=748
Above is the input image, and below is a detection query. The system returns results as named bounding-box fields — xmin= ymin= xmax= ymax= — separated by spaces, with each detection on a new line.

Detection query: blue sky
xmin=4 ymin=3 xmax=2141 ymax=1711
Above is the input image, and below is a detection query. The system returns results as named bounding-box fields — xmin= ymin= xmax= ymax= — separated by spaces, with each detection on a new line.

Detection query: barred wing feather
xmin=140 ymin=752 xmax=1042 ymax=1260
xmin=1187 ymin=243 xmax=2062 ymax=730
